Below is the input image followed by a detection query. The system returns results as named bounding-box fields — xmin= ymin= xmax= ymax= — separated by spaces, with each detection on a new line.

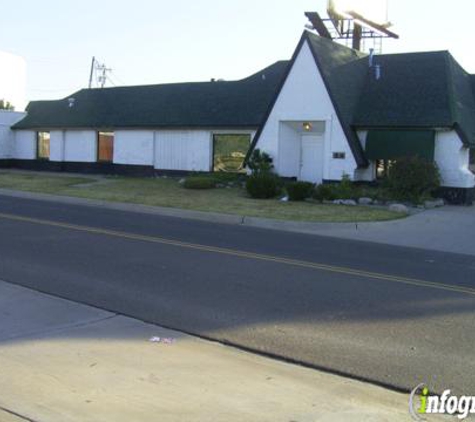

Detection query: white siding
xmin=354 ymin=130 xmax=375 ymax=182
xmin=0 ymin=111 xmax=27 ymax=159
xmin=50 ymin=130 xmax=65 ymax=161
xmin=277 ymin=123 xmax=301 ymax=177
xmin=255 ymin=40 xmax=358 ymax=182
xmin=14 ymin=130 xmax=36 ymax=159
xmin=154 ymin=130 xmax=211 ymax=171
xmin=435 ymin=130 xmax=475 ymax=188
xmin=64 ymin=130 xmax=96 ymax=162
xmin=114 ymin=130 xmax=154 ymax=165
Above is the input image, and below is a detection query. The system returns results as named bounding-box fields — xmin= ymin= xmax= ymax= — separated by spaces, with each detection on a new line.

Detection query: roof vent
xmin=262 ymin=74 xmax=267 ymax=81
xmin=68 ymin=97 xmax=76 ymax=108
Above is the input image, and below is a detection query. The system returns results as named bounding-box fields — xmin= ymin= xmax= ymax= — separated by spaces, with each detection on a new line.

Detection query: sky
xmin=1 ymin=0 xmax=474 ymax=108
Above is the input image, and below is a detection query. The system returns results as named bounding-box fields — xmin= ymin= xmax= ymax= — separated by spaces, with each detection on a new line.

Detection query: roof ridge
xmin=303 ymin=31 xmax=368 ymax=167
xmin=66 ymin=61 xmax=290 ymax=94
xmin=304 ymin=30 xmax=365 ymax=59
xmin=377 ymin=50 xmax=449 ymax=58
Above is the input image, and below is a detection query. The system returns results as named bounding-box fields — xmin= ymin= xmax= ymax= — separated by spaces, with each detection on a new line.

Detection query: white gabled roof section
xmin=253 ymin=37 xmax=358 ymax=181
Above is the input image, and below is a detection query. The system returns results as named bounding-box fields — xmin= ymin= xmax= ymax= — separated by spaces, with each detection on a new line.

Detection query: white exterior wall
xmin=255 ymin=40 xmax=357 ymax=182
xmin=278 ymin=123 xmax=301 ymax=177
xmin=354 ymin=130 xmax=375 ymax=181
xmin=64 ymin=131 xmax=96 ymax=162
xmin=154 ymin=130 xmax=211 ymax=171
xmin=50 ymin=130 xmax=65 ymax=161
xmin=114 ymin=130 xmax=154 ymax=165
xmin=14 ymin=129 xmax=95 ymax=162
xmin=435 ymin=130 xmax=475 ymax=188
xmin=0 ymin=111 xmax=26 ymax=159
xmin=11 ymin=128 xmax=255 ymax=170
xmin=14 ymin=130 xmax=36 ymax=159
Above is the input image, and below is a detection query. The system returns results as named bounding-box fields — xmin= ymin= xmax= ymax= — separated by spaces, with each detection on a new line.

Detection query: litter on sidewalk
xmin=149 ymin=336 xmax=176 ymax=344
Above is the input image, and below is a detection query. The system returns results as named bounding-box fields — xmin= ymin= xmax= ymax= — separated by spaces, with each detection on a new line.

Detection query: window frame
xmin=211 ymin=133 xmax=251 ymax=173
xmin=36 ymin=131 xmax=50 ymax=161
xmin=97 ymin=131 xmax=114 ymax=163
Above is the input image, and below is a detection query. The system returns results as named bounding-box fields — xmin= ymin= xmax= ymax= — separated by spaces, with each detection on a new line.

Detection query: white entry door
xmin=299 ymin=134 xmax=324 ymax=183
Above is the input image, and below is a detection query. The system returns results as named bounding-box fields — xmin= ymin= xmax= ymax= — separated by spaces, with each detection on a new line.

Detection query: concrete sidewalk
xmin=0 ymin=280 xmax=425 ymax=422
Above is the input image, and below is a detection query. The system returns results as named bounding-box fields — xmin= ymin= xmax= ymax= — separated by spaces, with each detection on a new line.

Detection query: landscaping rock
xmin=389 ymin=204 xmax=409 ymax=213
xmin=333 ymin=199 xmax=357 ymax=206
xmin=424 ymin=199 xmax=445 ymax=209
xmin=280 ymin=196 xmax=289 ymax=202
xmin=216 ymin=183 xmax=225 ymax=188
xmin=178 ymin=178 xmax=186 ymax=185
xmin=358 ymin=197 xmax=373 ymax=205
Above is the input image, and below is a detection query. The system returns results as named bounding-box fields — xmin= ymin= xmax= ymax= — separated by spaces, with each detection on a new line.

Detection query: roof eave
xmin=454 ymin=122 xmax=475 ymax=147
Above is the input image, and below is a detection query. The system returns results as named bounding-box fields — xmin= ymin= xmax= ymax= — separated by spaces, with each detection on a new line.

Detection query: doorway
xmin=299 ymin=134 xmax=324 ymax=183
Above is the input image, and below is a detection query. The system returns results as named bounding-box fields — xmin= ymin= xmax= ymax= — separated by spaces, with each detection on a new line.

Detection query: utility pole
xmin=88 ymin=56 xmax=96 ymax=89
xmin=88 ymin=57 xmax=112 ymax=89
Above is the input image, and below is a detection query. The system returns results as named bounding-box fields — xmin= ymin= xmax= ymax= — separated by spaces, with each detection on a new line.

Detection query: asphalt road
xmin=0 ymin=193 xmax=474 ymax=394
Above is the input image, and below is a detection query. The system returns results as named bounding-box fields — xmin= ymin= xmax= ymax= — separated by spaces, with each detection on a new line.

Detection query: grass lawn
xmin=0 ymin=171 xmax=405 ymax=223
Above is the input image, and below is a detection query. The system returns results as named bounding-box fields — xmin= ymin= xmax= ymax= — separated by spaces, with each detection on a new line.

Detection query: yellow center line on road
xmin=0 ymin=211 xmax=474 ymax=297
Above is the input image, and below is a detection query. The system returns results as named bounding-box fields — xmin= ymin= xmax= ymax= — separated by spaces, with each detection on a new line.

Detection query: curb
xmin=0 ymin=188 xmax=409 ymax=236
xmin=0 ymin=188 xmax=245 ymax=225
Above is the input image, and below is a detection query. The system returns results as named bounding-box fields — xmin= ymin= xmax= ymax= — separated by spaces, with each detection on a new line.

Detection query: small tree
xmin=245 ymin=149 xmax=282 ymax=198
xmin=0 ymin=99 xmax=14 ymax=111
xmin=247 ymin=149 xmax=274 ymax=175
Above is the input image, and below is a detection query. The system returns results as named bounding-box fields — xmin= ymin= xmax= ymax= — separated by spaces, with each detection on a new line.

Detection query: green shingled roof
xmin=249 ymin=32 xmax=475 ymax=168
xmin=352 ymin=50 xmax=475 ymax=147
xmin=305 ymin=32 xmax=369 ymax=166
xmin=15 ymin=31 xmax=475 ymax=162
xmin=13 ymin=61 xmax=289 ymax=130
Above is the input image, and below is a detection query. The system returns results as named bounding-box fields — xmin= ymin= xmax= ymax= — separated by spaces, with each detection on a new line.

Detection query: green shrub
xmin=246 ymin=172 xmax=281 ymax=199
xmin=247 ymin=149 xmax=274 ymax=174
xmin=312 ymin=175 xmax=360 ymax=201
xmin=183 ymin=176 xmax=217 ymax=190
xmin=312 ymin=184 xmax=338 ymax=201
xmin=384 ymin=157 xmax=440 ymax=202
xmin=336 ymin=174 xmax=359 ymax=199
xmin=286 ymin=181 xmax=314 ymax=201
xmin=212 ymin=172 xmax=243 ymax=183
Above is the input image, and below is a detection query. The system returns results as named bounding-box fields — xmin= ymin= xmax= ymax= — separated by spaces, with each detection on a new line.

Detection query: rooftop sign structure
xmin=305 ymin=0 xmax=399 ymax=53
